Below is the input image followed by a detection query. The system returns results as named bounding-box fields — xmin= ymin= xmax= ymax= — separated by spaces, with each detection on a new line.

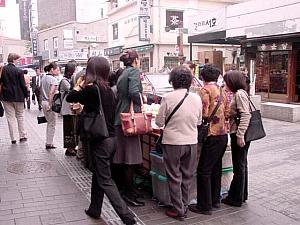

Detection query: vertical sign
xmin=31 ymin=31 xmax=38 ymax=56
xmin=19 ymin=0 xmax=30 ymax=40
xmin=139 ymin=16 xmax=150 ymax=41
xmin=166 ymin=10 xmax=183 ymax=30
xmin=0 ymin=0 xmax=5 ymax=7
xmin=112 ymin=23 xmax=118 ymax=40
xmin=138 ymin=0 xmax=150 ymax=16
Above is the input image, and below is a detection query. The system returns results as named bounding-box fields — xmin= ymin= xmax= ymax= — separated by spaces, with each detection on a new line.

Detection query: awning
xmin=188 ymin=30 xmax=242 ymax=45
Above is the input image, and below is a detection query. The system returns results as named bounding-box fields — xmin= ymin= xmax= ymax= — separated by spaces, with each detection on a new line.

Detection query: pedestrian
xmin=66 ymin=56 xmax=136 ymax=225
xmin=113 ymin=49 xmax=145 ymax=207
xmin=189 ymin=64 xmax=230 ymax=215
xmin=155 ymin=66 xmax=202 ymax=221
xmin=221 ymin=70 xmax=251 ymax=207
xmin=31 ymin=67 xmax=43 ymax=111
xmin=23 ymin=69 xmax=31 ymax=109
xmin=60 ymin=62 xmax=77 ymax=156
xmin=108 ymin=68 xmax=123 ymax=97
xmin=0 ymin=53 xmax=28 ymax=144
xmin=40 ymin=62 xmax=60 ymax=149
xmin=240 ymin=67 xmax=250 ymax=94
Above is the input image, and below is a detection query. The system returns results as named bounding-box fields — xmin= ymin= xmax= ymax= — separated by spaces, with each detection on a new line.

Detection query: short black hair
xmin=169 ymin=66 xmax=192 ymax=90
xmin=120 ymin=49 xmax=138 ymax=66
xmin=224 ymin=70 xmax=247 ymax=93
xmin=200 ymin=64 xmax=221 ymax=82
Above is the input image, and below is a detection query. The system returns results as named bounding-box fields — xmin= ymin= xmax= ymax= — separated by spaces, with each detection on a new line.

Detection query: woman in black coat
xmin=66 ymin=56 xmax=136 ymax=225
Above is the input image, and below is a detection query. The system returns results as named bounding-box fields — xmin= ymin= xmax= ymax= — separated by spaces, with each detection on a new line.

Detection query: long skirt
xmin=113 ymin=125 xmax=142 ymax=165
xmin=63 ymin=115 xmax=78 ymax=148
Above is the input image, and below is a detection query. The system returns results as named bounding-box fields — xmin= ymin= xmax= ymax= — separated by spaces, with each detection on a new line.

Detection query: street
xmin=0 ymin=107 xmax=300 ymax=225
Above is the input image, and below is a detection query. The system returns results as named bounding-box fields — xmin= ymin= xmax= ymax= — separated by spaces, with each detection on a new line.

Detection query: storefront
xmin=241 ymin=34 xmax=300 ymax=103
xmin=104 ymin=45 xmax=123 ymax=70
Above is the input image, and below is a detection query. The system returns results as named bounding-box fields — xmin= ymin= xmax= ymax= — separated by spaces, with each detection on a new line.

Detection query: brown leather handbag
xmin=120 ymin=94 xmax=153 ymax=136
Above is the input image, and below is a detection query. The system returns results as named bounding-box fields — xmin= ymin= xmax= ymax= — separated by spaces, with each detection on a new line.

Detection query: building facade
xmin=37 ymin=19 xmax=108 ymax=67
xmin=106 ymin=0 xmax=245 ymax=71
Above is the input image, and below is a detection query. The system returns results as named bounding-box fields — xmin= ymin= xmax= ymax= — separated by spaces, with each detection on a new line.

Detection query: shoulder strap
xmin=164 ymin=91 xmax=189 ymax=128
xmin=95 ymin=84 xmax=104 ymax=113
xmin=206 ymin=87 xmax=223 ymax=123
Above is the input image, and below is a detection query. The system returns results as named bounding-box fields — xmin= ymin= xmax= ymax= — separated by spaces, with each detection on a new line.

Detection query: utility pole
xmin=178 ymin=21 xmax=184 ymax=65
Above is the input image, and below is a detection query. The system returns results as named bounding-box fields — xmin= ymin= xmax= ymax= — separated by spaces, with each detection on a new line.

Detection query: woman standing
xmin=60 ymin=62 xmax=77 ymax=156
xmin=222 ymin=70 xmax=251 ymax=207
xmin=189 ymin=64 xmax=230 ymax=215
xmin=155 ymin=66 xmax=202 ymax=221
xmin=113 ymin=49 xmax=144 ymax=206
xmin=40 ymin=62 xmax=60 ymax=149
xmin=66 ymin=56 xmax=136 ymax=225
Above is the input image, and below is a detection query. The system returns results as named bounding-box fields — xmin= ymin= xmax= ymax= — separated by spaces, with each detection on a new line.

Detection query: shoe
xmin=45 ymin=144 xmax=57 ymax=149
xmin=122 ymin=217 xmax=136 ymax=225
xmin=165 ymin=208 xmax=187 ymax=221
xmin=65 ymin=149 xmax=76 ymax=156
xmin=212 ymin=202 xmax=220 ymax=209
xmin=221 ymin=198 xmax=242 ymax=207
xmin=11 ymin=140 xmax=17 ymax=144
xmin=19 ymin=137 xmax=28 ymax=142
xmin=84 ymin=209 xmax=100 ymax=219
xmin=122 ymin=194 xmax=145 ymax=207
xmin=188 ymin=204 xmax=212 ymax=215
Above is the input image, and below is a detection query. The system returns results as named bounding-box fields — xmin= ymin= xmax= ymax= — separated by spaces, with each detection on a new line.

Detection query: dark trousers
xmin=196 ymin=135 xmax=228 ymax=211
xmin=88 ymin=137 xmax=134 ymax=223
xmin=227 ymin=133 xmax=250 ymax=204
xmin=163 ymin=144 xmax=197 ymax=215
xmin=34 ymin=88 xmax=42 ymax=109
xmin=63 ymin=115 xmax=78 ymax=149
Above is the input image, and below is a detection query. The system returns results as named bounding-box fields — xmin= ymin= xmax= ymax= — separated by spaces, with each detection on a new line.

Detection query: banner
xmin=0 ymin=0 xmax=5 ymax=7
xmin=189 ymin=8 xmax=226 ymax=34
xmin=19 ymin=0 xmax=30 ymax=40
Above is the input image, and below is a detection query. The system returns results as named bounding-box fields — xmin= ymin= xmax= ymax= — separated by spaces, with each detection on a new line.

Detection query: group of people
xmin=0 ymin=50 xmax=252 ymax=224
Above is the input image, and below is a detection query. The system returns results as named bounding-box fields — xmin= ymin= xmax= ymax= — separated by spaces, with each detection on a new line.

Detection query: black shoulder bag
xmin=235 ymin=92 xmax=266 ymax=142
xmin=197 ymin=87 xmax=223 ymax=143
xmin=81 ymin=85 xmax=109 ymax=141
xmin=155 ymin=91 xmax=189 ymax=154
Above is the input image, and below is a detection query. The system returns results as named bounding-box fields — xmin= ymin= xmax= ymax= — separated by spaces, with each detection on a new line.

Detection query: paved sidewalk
xmin=0 ymin=107 xmax=300 ymax=225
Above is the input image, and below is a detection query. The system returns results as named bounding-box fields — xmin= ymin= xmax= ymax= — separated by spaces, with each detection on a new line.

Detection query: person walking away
xmin=155 ymin=66 xmax=202 ymax=221
xmin=66 ymin=56 xmax=136 ymax=225
xmin=31 ymin=67 xmax=43 ymax=110
xmin=23 ymin=70 xmax=31 ymax=109
xmin=189 ymin=64 xmax=230 ymax=215
xmin=113 ymin=49 xmax=145 ymax=207
xmin=60 ymin=62 xmax=77 ymax=156
xmin=40 ymin=62 xmax=60 ymax=149
xmin=222 ymin=70 xmax=251 ymax=207
xmin=0 ymin=53 xmax=28 ymax=144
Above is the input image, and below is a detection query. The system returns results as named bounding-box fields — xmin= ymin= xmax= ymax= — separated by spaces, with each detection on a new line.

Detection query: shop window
xmin=44 ymin=39 xmax=48 ymax=51
xmin=164 ymin=56 xmax=186 ymax=69
xmin=53 ymin=37 xmax=58 ymax=49
xmin=269 ymin=51 xmax=288 ymax=94
xmin=141 ymin=57 xmax=150 ymax=73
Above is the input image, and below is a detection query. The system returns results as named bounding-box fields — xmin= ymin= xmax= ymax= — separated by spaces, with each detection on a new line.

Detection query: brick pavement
xmin=0 ymin=107 xmax=300 ymax=225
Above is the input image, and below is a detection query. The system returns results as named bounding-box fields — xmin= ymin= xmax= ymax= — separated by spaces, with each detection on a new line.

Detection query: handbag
xmin=37 ymin=115 xmax=47 ymax=124
xmin=81 ymin=85 xmax=109 ymax=141
xmin=197 ymin=87 xmax=223 ymax=143
xmin=120 ymin=94 xmax=153 ymax=136
xmin=155 ymin=91 xmax=189 ymax=154
xmin=52 ymin=79 xmax=70 ymax=113
xmin=235 ymin=93 xmax=266 ymax=142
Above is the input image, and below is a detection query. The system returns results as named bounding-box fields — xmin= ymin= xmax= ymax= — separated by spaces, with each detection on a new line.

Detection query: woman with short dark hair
xmin=66 ymin=56 xmax=136 ymax=225
xmin=156 ymin=66 xmax=202 ymax=221
xmin=222 ymin=70 xmax=251 ymax=207
xmin=189 ymin=64 xmax=230 ymax=215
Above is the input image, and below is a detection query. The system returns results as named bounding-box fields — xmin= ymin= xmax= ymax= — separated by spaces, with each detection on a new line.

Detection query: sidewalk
xmin=0 ymin=107 xmax=299 ymax=225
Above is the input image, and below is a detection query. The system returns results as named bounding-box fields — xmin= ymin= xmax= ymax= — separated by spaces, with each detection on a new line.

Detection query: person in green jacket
xmin=113 ymin=49 xmax=145 ymax=207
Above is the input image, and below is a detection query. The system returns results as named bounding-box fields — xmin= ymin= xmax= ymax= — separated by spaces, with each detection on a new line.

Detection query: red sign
xmin=0 ymin=0 xmax=5 ymax=7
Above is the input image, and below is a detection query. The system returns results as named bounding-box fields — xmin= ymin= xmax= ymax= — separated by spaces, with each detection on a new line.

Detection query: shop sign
xmin=31 ymin=31 xmax=38 ymax=57
xmin=104 ymin=46 xmax=123 ymax=56
xmin=59 ymin=50 xmax=88 ymax=60
xmin=257 ymin=42 xmax=292 ymax=51
xmin=19 ymin=0 xmax=30 ymax=40
xmin=76 ymin=34 xmax=106 ymax=43
xmin=189 ymin=8 xmax=226 ymax=34
xmin=63 ymin=39 xmax=74 ymax=49
xmin=112 ymin=23 xmax=118 ymax=40
xmin=123 ymin=44 xmax=154 ymax=53
xmin=0 ymin=0 xmax=5 ymax=7
xmin=139 ymin=16 xmax=151 ymax=41
xmin=137 ymin=0 xmax=150 ymax=16
xmin=166 ymin=10 xmax=183 ymax=31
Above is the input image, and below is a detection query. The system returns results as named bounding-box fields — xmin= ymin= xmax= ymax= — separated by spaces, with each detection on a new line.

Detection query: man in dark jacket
xmin=0 ymin=53 xmax=28 ymax=144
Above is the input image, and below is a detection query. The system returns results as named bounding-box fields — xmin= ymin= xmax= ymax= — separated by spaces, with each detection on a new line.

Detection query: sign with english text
xmin=189 ymin=8 xmax=225 ymax=34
